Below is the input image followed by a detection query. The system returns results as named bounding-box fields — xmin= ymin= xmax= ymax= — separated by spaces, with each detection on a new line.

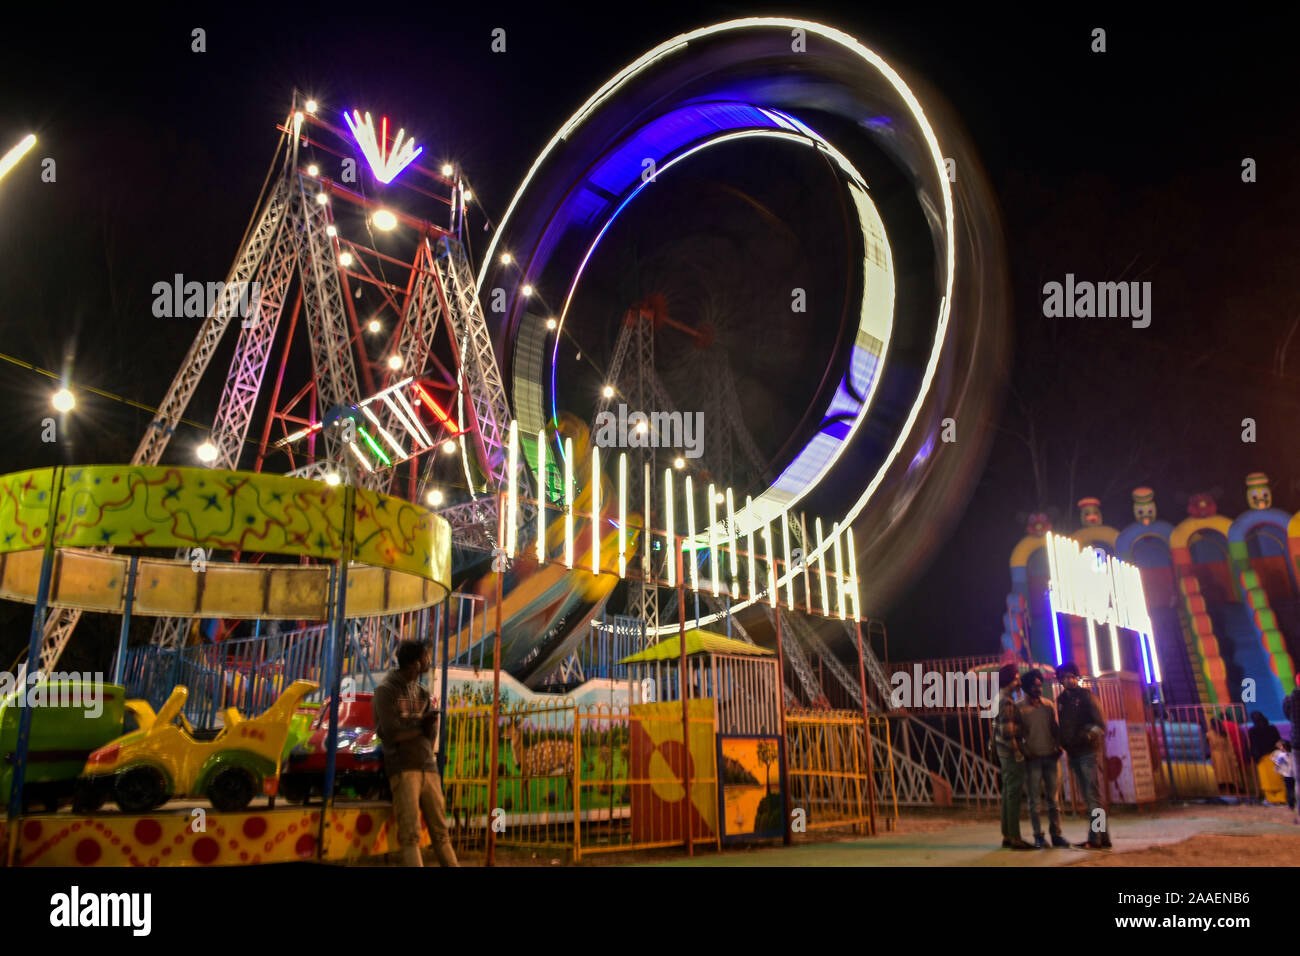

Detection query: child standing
xmin=1272 ymin=741 xmax=1295 ymax=810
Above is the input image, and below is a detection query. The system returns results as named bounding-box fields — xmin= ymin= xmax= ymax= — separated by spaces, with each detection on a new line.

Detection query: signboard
xmin=1045 ymin=532 xmax=1152 ymax=633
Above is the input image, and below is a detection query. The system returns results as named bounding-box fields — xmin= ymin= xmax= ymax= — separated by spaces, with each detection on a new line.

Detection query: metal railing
xmin=114 ymin=595 xmax=486 ymax=727
xmin=439 ymin=698 xmax=717 ymax=859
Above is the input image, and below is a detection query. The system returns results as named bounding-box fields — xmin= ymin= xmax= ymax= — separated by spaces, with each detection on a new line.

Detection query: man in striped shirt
xmin=995 ymin=663 xmax=1033 ymax=850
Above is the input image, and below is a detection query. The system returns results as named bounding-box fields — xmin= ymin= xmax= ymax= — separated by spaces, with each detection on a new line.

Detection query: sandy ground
xmin=625 ymin=801 xmax=1300 ymax=867
xmin=145 ymin=797 xmax=1299 ymax=866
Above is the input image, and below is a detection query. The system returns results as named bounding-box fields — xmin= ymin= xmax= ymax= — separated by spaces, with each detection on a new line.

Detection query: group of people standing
xmin=994 ymin=662 xmax=1112 ymax=851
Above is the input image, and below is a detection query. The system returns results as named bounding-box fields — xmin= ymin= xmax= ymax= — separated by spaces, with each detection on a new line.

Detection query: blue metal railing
xmin=113 ymin=596 xmax=485 ymax=727
xmin=538 ymin=612 xmax=646 ymax=686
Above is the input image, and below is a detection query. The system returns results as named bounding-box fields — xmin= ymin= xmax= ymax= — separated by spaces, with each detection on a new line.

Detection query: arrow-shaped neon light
xmin=343 ymin=110 xmax=423 ymax=184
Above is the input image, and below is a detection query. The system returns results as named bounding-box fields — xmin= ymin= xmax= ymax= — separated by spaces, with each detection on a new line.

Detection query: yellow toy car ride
xmin=77 ymin=679 xmax=318 ymax=813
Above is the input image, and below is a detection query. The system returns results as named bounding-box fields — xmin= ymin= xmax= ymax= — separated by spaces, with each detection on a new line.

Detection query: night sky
xmin=1 ymin=6 xmax=1297 ymax=666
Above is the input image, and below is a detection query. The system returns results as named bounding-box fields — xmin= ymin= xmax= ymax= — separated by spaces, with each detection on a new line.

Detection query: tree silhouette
xmin=755 ymin=740 xmax=778 ymax=794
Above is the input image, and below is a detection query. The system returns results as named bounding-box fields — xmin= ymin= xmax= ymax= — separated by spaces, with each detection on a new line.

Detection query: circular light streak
xmin=473 ymin=19 xmax=1000 ymax=634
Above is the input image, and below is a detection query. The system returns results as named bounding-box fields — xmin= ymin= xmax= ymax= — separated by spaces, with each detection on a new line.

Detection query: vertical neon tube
xmin=846 ymin=528 xmax=861 ymax=621
xmin=815 ymin=518 xmax=829 ymax=616
xmin=707 ymin=484 xmax=719 ymax=596
xmin=1131 ymin=563 xmax=1161 ymax=681
xmin=762 ymin=522 xmax=777 ymax=606
xmin=1137 ymin=627 xmax=1153 ymax=684
xmin=536 ymin=429 xmax=547 ymax=563
xmin=746 ymin=496 xmax=757 ymax=601
xmin=618 ymin=453 xmax=627 ymax=578
xmin=591 ymin=445 xmax=601 ymax=576
xmin=563 ymin=436 xmax=574 ymax=569
xmin=781 ymin=512 xmax=795 ymax=608
xmin=725 ymin=489 xmax=739 ymax=589
xmin=1086 ymin=618 xmax=1100 ymax=676
xmin=1146 ymin=631 xmax=1162 ymax=683
xmin=685 ymin=476 xmax=698 ymax=593
xmin=644 ymin=462 xmax=652 ymax=584
xmin=506 ymin=421 xmax=519 ymax=555
xmin=832 ymin=523 xmax=846 ymax=620
xmin=1106 ymin=558 xmax=1122 ymax=670
xmin=1045 ymin=532 xmax=1064 ymax=666
xmin=800 ymin=513 xmax=812 ymax=611
xmin=664 ymin=469 xmax=676 ymax=588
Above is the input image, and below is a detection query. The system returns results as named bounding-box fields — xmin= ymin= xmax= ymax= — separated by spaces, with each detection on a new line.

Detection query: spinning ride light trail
xmin=474 ymin=18 xmax=1010 ymax=636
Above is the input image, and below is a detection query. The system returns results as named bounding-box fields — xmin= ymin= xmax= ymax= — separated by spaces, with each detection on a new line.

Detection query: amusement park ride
xmin=1 ymin=18 xmax=1014 ymax=865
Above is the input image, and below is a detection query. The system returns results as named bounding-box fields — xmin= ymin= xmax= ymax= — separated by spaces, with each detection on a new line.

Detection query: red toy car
xmin=278 ymin=694 xmax=388 ymax=803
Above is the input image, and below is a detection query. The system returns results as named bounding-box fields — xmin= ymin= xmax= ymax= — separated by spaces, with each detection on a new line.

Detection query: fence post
xmin=438 ymin=600 xmax=451 ymax=780
xmin=854 ymin=620 xmax=877 ymax=836
xmin=112 ymin=555 xmax=139 ymax=686
xmin=572 ymin=704 xmax=581 ymax=862
xmin=772 ymin=598 xmax=792 ymax=846
xmin=676 ymin=534 xmax=693 ymax=856
xmin=486 ymin=494 xmax=506 ymax=867
xmin=319 ymin=483 xmax=356 ymax=860
xmin=7 ymin=466 xmax=64 ymax=862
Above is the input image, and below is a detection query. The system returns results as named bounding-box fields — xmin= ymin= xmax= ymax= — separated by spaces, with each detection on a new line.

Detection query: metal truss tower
xmin=34 ymin=95 xmax=514 ymax=669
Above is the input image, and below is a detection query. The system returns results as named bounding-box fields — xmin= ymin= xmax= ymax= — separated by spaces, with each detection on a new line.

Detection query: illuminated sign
xmin=1045 ymin=531 xmax=1161 ymax=682
xmin=1046 ymin=532 xmax=1151 ymax=633
xmin=343 ymin=110 xmax=423 ymax=184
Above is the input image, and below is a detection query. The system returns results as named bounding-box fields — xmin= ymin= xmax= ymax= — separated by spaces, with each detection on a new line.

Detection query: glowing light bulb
xmin=442 ymin=439 xmax=456 ymax=454
xmin=545 ymin=317 xmax=557 ymax=330
xmin=316 ymin=192 xmax=329 ymax=205
xmin=714 ymin=492 xmax=724 ymax=504
xmin=441 ymin=163 xmax=454 ymax=176
xmin=500 ymin=252 xmax=512 ymax=265
xmin=324 ymin=472 xmax=341 ymax=487
xmin=673 ymin=457 xmax=685 ymax=470
xmin=307 ymin=163 xmax=319 ymax=177
xmin=305 ymin=99 xmax=318 ymax=114
xmin=372 ymin=208 xmax=397 ymax=231
xmin=196 ymin=441 xmax=218 ymax=464
xmin=635 ymin=420 xmax=647 ymax=434
xmin=367 ymin=319 xmax=381 ymax=333
xmin=387 ymin=355 xmax=402 ymax=370
xmin=51 ymin=388 xmax=75 ymax=412
xmin=426 ymin=489 xmax=444 ymax=506
xmin=462 ymin=189 xmax=473 ymax=202
xmin=602 ymin=385 xmax=614 ymax=398
xmin=338 ymin=251 xmax=353 ymax=267
xmin=325 ymin=225 xmax=337 ymax=237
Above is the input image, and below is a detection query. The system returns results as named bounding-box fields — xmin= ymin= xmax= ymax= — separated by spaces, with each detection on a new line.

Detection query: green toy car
xmin=0 ymin=679 xmax=127 ymax=813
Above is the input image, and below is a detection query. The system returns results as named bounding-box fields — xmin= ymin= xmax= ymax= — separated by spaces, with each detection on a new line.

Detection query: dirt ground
xmin=1066 ymin=804 xmax=1300 ymax=866
xmin=349 ymin=800 xmax=1300 ymax=866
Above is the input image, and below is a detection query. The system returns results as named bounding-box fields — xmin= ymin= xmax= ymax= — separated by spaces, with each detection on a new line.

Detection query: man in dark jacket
xmin=1055 ymin=661 xmax=1110 ymax=849
xmin=373 ymin=640 xmax=458 ymax=867
xmin=994 ymin=663 xmax=1033 ymax=849
xmin=1018 ymin=669 xmax=1068 ymax=847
